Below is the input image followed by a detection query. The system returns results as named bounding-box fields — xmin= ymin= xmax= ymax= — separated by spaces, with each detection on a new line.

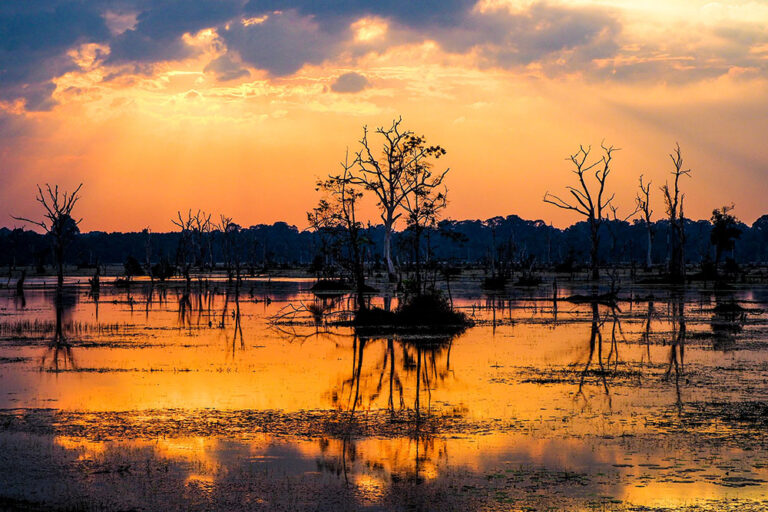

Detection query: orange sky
xmin=1 ymin=0 xmax=767 ymax=232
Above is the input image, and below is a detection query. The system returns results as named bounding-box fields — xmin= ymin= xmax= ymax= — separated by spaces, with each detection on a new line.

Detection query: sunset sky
xmin=1 ymin=0 xmax=767 ymax=232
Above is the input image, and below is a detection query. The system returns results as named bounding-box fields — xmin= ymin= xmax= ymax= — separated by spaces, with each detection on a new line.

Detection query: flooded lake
xmin=2 ymin=276 xmax=768 ymax=510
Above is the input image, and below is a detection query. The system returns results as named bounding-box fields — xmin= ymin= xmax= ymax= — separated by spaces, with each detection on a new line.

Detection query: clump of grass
xmin=0 ymin=320 xmax=127 ymax=337
xmin=355 ymin=292 xmax=473 ymax=331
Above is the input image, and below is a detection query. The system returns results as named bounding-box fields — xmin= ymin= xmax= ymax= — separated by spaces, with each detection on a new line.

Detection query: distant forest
xmin=2 ymin=214 xmax=768 ymax=271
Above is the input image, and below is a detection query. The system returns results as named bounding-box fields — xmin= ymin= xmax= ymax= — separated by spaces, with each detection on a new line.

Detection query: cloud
xmin=219 ymin=10 xmax=346 ymax=76
xmin=2 ymin=0 xmax=768 ymax=111
xmin=0 ymin=1 xmax=111 ymax=110
xmin=437 ymin=3 xmax=622 ymax=71
xmin=204 ymin=53 xmax=250 ymax=81
xmin=243 ymin=0 xmax=476 ymax=29
xmin=0 ymin=111 xmax=35 ymax=140
xmin=331 ymin=72 xmax=370 ymax=93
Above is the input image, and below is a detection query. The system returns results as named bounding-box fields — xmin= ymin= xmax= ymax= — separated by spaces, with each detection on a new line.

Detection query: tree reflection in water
xmin=218 ymin=284 xmax=245 ymax=358
xmin=324 ymin=331 xmax=459 ymax=484
xmin=664 ymin=293 xmax=686 ymax=411
xmin=41 ymin=286 xmax=77 ymax=372
xmin=711 ymin=290 xmax=747 ymax=351
xmin=576 ymin=302 xmax=613 ymax=408
xmin=640 ymin=298 xmax=655 ymax=365
xmin=335 ymin=333 xmax=456 ymax=419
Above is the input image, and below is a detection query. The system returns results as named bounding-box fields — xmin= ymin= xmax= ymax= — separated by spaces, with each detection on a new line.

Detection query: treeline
xmin=2 ymin=214 xmax=768 ymax=271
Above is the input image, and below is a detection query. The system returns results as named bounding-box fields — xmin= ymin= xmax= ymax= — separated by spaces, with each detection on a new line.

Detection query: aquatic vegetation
xmin=1 ymin=279 xmax=768 ymax=510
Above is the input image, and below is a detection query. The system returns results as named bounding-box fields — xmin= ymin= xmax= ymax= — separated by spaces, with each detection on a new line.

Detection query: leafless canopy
xmin=636 ymin=174 xmax=654 ymax=268
xmin=660 ymin=143 xmax=691 ymax=280
xmin=348 ymin=117 xmax=448 ymax=278
xmin=636 ymin=174 xmax=653 ymax=224
xmin=543 ymin=143 xmax=618 ymax=279
xmin=322 ymin=150 xmax=364 ymax=234
xmin=661 ymin=143 xmax=691 ymax=220
xmin=543 ymin=143 xmax=617 ymax=222
xmin=172 ymin=209 xmax=213 ymax=277
xmin=13 ymin=183 xmax=83 ymax=232
xmin=12 ymin=183 xmax=83 ymax=287
xmin=217 ymin=214 xmax=242 ymax=282
xmin=311 ymin=150 xmax=368 ymax=310
xmin=609 ymin=203 xmax=640 ymax=223
xmin=402 ymin=152 xmax=448 ymax=232
xmin=353 ymin=117 xmax=448 ymax=226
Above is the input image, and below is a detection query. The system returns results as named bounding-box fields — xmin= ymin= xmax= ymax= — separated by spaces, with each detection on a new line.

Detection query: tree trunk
xmin=646 ymin=227 xmax=652 ymax=269
xmin=55 ymin=243 xmax=64 ymax=289
xmin=351 ymin=233 xmax=367 ymax=312
xmin=669 ymin=223 xmax=685 ymax=282
xmin=414 ymin=228 xmax=422 ymax=295
xmin=383 ymin=214 xmax=396 ymax=281
xmin=590 ymin=221 xmax=600 ymax=281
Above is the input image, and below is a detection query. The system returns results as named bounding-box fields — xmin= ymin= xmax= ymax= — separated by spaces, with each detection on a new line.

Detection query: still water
xmin=1 ymin=277 xmax=767 ymax=510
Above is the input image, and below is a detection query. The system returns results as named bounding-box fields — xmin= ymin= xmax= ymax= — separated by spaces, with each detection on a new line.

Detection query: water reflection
xmin=320 ymin=331 xmax=463 ymax=485
xmin=218 ymin=285 xmax=245 ymax=357
xmin=332 ymin=333 xmax=457 ymax=421
xmin=664 ymin=294 xmax=686 ymax=410
xmin=641 ymin=298 xmax=655 ymax=364
xmin=576 ymin=302 xmax=612 ymax=407
xmin=14 ymin=269 xmax=27 ymax=309
xmin=711 ymin=290 xmax=747 ymax=351
xmin=41 ymin=288 xmax=78 ymax=372
xmin=1 ymin=281 xmax=767 ymax=510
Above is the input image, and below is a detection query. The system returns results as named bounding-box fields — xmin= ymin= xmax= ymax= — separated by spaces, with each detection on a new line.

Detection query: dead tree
xmin=401 ymin=144 xmax=448 ymax=295
xmin=218 ymin=215 xmax=243 ymax=285
xmin=219 ymin=215 xmax=235 ymax=281
xmin=636 ymin=175 xmax=654 ymax=269
xmin=172 ymin=210 xmax=197 ymax=284
xmin=13 ymin=183 xmax=83 ymax=288
xmin=710 ymin=204 xmax=741 ymax=271
xmin=661 ymin=144 xmax=691 ymax=282
xmin=351 ymin=118 xmax=447 ymax=281
xmin=192 ymin=211 xmax=213 ymax=270
xmin=312 ymin=151 xmax=368 ymax=311
xmin=606 ymin=203 xmax=639 ymax=265
xmin=544 ymin=143 xmax=617 ymax=280
xmin=143 ymin=228 xmax=152 ymax=278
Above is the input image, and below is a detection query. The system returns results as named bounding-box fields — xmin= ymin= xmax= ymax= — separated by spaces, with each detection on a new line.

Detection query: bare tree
xmin=636 ymin=175 xmax=653 ymax=269
xmin=171 ymin=209 xmax=217 ymax=278
xmin=544 ymin=143 xmax=617 ymax=280
xmin=13 ymin=183 xmax=83 ymax=288
xmin=172 ymin=210 xmax=197 ymax=284
xmin=350 ymin=117 xmax=447 ymax=281
xmin=606 ymin=203 xmax=639 ymax=264
xmin=401 ymin=146 xmax=448 ymax=295
xmin=217 ymin=214 xmax=241 ymax=283
xmin=661 ymin=144 xmax=691 ymax=282
xmin=710 ymin=204 xmax=741 ymax=271
xmin=312 ymin=151 xmax=368 ymax=311
xmin=143 ymin=228 xmax=152 ymax=276
xmin=192 ymin=211 xmax=213 ymax=270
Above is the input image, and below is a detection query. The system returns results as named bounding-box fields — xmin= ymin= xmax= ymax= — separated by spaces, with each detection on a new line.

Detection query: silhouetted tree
xmin=13 ymin=183 xmax=82 ymax=288
xmin=544 ymin=143 xmax=617 ymax=280
xmin=661 ymin=144 xmax=691 ymax=282
xmin=351 ymin=117 xmax=447 ymax=281
xmin=312 ymin=151 xmax=369 ymax=311
xmin=124 ymin=256 xmax=144 ymax=277
xmin=143 ymin=228 xmax=152 ymax=275
xmin=192 ymin=211 xmax=214 ymax=270
xmin=636 ymin=174 xmax=654 ymax=269
xmin=401 ymin=144 xmax=448 ymax=295
xmin=606 ymin=203 xmax=638 ymax=264
xmin=172 ymin=210 xmax=197 ymax=284
xmin=710 ymin=204 xmax=741 ymax=270
xmin=218 ymin=215 xmax=242 ymax=282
